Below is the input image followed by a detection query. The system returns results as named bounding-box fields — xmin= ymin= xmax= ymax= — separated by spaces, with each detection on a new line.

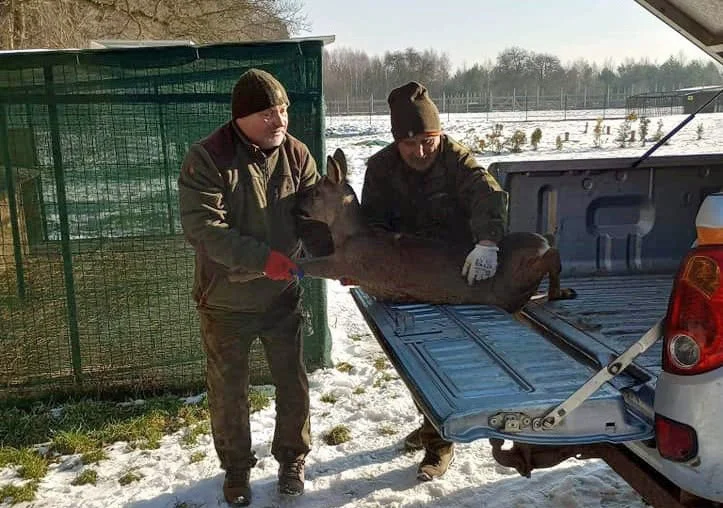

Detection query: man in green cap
xmin=361 ymin=81 xmax=509 ymax=481
xmin=178 ymin=68 xmax=319 ymax=506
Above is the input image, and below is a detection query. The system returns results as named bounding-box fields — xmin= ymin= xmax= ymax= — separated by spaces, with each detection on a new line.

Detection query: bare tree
xmin=0 ymin=0 xmax=308 ymax=50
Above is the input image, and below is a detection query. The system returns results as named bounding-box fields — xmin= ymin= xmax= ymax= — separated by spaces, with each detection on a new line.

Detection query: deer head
xmin=296 ymin=149 xmax=365 ymax=253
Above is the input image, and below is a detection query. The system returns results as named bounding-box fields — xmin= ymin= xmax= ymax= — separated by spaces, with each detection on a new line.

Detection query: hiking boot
xmin=223 ymin=469 xmax=251 ymax=506
xmin=416 ymin=446 xmax=455 ymax=481
xmin=278 ymin=455 xmax=305 ymax=496
xmin=403 ymin=427 xmax=424 ymax=451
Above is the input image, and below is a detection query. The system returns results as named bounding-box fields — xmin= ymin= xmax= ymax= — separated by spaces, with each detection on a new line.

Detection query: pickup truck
xmin=350 ymin=2 xmax=723 ymax=506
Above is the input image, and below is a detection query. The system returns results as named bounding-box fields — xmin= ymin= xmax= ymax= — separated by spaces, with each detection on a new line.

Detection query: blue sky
xmin=298 ymin=0 xmax=714 ymax=71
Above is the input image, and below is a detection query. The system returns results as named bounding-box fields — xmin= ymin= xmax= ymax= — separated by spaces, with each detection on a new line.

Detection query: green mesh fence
xmin=0 ymin=41 xmax=332 ymax=400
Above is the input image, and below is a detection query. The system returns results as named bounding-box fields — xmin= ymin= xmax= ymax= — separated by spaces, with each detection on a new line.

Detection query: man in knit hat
xmin=361 ymin=81 xmax=508 ymax=481
xmin=178 ymin=68 xmax=319 ymax=506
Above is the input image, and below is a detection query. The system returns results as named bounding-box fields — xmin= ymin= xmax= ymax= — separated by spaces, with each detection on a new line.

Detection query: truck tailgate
xmin=350 ymin=276 xmax=666 ymax=445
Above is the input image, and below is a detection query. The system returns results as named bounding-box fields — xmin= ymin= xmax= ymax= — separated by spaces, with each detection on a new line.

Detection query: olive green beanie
xmin=388 ymin=81 xmax=441 ymax=140
xmin=231 ymin=68 xmax=289 ymax=119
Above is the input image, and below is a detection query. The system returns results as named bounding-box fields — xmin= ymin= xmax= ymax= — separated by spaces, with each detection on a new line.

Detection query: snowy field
xmin=5 ymin=110 xmax=723 ymax=507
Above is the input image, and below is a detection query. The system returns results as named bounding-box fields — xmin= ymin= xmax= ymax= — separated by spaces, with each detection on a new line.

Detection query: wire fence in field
xmin=325 ymin=89 xmax=631 ymax=122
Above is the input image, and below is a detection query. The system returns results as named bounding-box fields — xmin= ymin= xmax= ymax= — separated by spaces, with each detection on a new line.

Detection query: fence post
xmin=0 ymin=104 xmax=26 ymax=299
xmin=156 ymin=87 xmax=175 ymax=235
xmin=605 ymin=86 xmax=610 ymax=119
xmin=346 ymin=95 xmax=350 ymax=115
xmin=512 ymin=88 xmax=516 ymax=112
xmin=45 ymin=65 xmax=83 ymax=384
xmin=369 ymin=94 xmax=373 ymax=125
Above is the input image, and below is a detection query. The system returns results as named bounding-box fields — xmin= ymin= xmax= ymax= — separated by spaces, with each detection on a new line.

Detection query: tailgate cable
xmin=532 ymin=319 xmax=663 ymax=431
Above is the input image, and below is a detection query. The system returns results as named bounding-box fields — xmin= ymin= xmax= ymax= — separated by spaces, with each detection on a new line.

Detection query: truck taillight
xmin=655 ymin=414 xmax=698 ymax=462
xmin=663 ymin=246 xmax=723 ymax=375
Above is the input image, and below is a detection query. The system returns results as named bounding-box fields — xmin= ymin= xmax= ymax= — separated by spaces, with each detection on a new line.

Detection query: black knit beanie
xmin=388 ymin=81 xmax=441 ymax=141
xmin=231 ymin=69 xmax=289 ymax=119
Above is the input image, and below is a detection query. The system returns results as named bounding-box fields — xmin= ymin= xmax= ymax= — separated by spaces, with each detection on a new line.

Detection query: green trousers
xmin=199 ymin=287 xmax=311 ymax=472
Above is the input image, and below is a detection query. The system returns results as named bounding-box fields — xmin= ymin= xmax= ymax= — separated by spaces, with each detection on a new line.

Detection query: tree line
xmin=323 ymin=46 xmax=723 ymax=101
xmin=0 ymin=0 xmax=306 ymax=50
xmin=3 ymin=1 xmax=720 ymax=102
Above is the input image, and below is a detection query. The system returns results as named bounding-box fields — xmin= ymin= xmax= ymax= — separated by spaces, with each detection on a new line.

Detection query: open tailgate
xmin=351 ymin=288 xmax=654 ymax=446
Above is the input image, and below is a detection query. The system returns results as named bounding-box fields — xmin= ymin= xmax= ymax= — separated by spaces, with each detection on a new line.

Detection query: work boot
xmin=223 ymin=469 xmax=251 ymax=506
xmin=403 ymin=426 xmax=424 ymax=451
xmin=278 ymin=454 xmax=305 ymax=496
xmin=416 ymin=446 xmax=455 ymax=481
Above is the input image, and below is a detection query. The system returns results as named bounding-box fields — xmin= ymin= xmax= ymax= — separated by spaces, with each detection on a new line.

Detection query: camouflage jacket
xmin=178 ymin=121 xmax=319 ymax=313
xmin=361 ymin=135 xmax=508 ymax=245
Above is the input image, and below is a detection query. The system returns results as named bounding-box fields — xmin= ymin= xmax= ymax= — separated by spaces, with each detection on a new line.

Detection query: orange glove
xmin=264 ymin=250 xmax=303 ymax=280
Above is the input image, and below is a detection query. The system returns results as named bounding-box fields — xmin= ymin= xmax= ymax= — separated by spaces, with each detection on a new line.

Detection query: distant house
xmin=627 ymin=85 xmax=723 ymax=117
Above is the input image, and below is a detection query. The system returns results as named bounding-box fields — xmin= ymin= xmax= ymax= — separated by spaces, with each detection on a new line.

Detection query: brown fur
xmin=295 ymin=149 xmax=574 ymax=312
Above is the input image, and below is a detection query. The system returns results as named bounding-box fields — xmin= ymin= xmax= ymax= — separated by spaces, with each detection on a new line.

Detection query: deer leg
xmin=298 ymin=255 xmax=344 ymax=281
xmin=543 ymin=248 xmax=576 ymax=301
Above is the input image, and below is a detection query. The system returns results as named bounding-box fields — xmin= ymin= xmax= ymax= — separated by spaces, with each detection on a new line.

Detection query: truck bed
xmin=525 ymin=273 xmax=673 ymax=379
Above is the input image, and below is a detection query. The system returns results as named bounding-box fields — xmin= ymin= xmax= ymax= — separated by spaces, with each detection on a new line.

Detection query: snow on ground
xmin=14 ymin=282 xmax=648 ymax=508
xmin=8 ymin=110 xmax=723 ymax=507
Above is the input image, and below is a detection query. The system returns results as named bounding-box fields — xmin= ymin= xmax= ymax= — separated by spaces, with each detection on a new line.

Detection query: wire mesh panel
xmin=626 ymin=91 xmax=685 ymax=117
xmin=0 ymin=41 xmax=332 ymax=400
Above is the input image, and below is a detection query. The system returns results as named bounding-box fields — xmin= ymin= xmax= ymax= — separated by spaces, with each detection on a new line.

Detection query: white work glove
xmin=461 ymin=243 xmax=499 ymax=285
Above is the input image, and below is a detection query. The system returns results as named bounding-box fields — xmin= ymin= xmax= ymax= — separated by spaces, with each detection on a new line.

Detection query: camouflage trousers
xmin=199 ymin=289 xmax=311 ymax=472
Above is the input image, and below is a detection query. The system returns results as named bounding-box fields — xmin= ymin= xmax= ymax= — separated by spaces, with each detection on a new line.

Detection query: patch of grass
xmin=0 ymin=447 xmax=48 ymax=480
xmin=249 ymin=388 xmax=271 ymax=413
xmin=373 ymin=372 xmax=396 ymax=388
xmin=349 ymin=333 xmax=366 ymax=342
xmin=0 ymin=395 xmax=212 ymax=502
xmin=0 ymin=481 xmax=38 ymax=504
xmin=106 ymin=411 xmax=166 ymax=450
xmin=335 ymin=362 xmax=353 ymax=373
xmin=352 ymin=387 xmax=366 ymax=395
xmin=323 ymin=425 xmax=351 ymax=445
xmin=81 ymin=449 xmax=108 ymax=465
xmin=373 ymin=357 xmax=387 ymax=371
xmin=181 ymin=421 xmax=210 ymax=447
xmin=378 ymin=425 xmax=398 ymax=436
xmin=52 ymin=431 xmax=100 ymax=455
xmin=71 ymin=468 xmax=98 ymax=486
xmin=189 ymin=451 xmax=206 ymax=464
xmin=118 ymin=469 xmax=143 ymax=486
xmin=320 ymin=393 xmax=338 ymax=404
xmin=0 ymin=395 xmax=209 ymax=451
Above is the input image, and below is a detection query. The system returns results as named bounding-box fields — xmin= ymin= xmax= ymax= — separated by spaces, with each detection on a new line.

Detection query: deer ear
xmin=332 ymin=149 xmax=348 ymax=182
xmin=326 ymin=155 xmax=342 ymax=184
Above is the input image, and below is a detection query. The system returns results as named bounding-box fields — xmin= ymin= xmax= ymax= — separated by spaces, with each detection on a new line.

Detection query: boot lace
xmin=281 ymin=458 xmax=305 ymax=479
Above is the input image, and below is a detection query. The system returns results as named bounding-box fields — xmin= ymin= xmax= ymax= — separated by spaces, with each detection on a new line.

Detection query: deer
xmin=294 ymin=149 xmax=575 ymax=312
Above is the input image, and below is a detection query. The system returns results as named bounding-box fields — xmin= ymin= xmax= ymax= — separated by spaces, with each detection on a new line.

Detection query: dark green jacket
xmin=361 ymin=135 xmax=508 ymax=244
xmin=178 ymin=121 xmax=319 ymax=313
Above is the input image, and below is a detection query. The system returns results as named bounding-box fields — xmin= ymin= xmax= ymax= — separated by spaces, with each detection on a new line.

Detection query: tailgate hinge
xmin=532 ymin=319 xmax=663 ymax=431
